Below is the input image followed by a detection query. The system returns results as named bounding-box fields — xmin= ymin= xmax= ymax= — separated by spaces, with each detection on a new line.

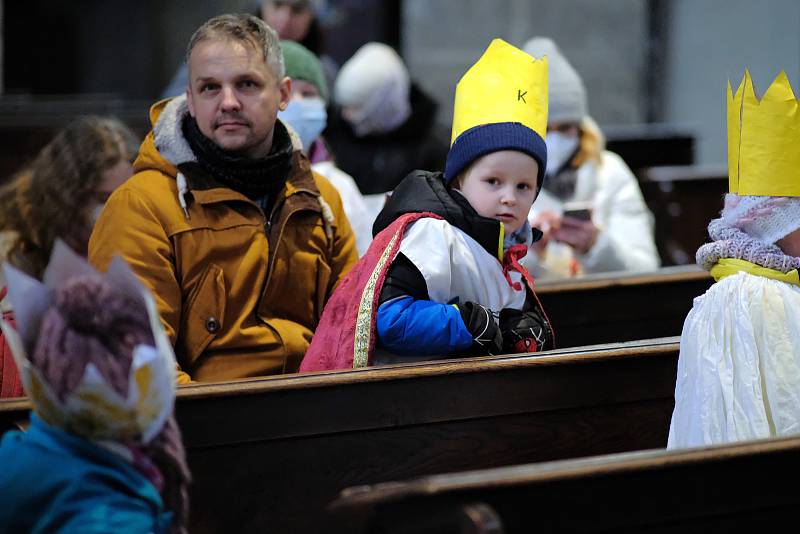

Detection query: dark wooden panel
xmin=536 ymin=266 xmax=712 ymax=348
xmin=0 ymin=338 xmax=680 ymax=534
xmin=333 ymin=436 xmax=800 ymax=533
xmin=604 ymin=125 xmax=694 ymax=172
xmin=0 ymin=98 xmax=151 ymax=184
xmin=637 ymin=165 xmax=728 ymax=266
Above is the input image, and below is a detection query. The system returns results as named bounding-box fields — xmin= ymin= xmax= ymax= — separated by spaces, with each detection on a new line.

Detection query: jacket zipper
xmin=263 ymin=187 xmax=319 ymax=285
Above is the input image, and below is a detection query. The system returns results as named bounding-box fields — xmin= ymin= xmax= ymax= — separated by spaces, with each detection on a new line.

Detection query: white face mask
xmin=278 ymin=98 xmax=328 ymax=153
xmin=545 ymin=131 xmax=580 ymax=176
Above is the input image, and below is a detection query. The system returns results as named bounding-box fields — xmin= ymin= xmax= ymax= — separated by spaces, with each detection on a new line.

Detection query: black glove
xmin=498 ymin=307 xmax=553 ymax=354
xmin=459 ymin=301 xmax=503 ymax=355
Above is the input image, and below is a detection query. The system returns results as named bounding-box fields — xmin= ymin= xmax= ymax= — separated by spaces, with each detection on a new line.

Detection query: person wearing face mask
xmin=325 ymin=42 xmax=450 ymax=196
xmin=279 ymin=40 xmax=373 ymax=255
xmin=522 ymin=37 xmax=659 ymax=279
xmin=0 ymin=116 xmax=136 ymax=398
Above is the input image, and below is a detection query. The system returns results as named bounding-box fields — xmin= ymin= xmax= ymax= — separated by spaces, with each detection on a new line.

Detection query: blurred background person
xmin=0 ymin=116 xmax=137 ymax=397
xmin=326 ymin=42 xmax=449 ymax=197
xmin=162 ymin=0 xmax=335 ymax=99
xmin=523 ymin=37 xmax=659 ymax=279
xmin=279 ymin=40 xmax=374 ymax=255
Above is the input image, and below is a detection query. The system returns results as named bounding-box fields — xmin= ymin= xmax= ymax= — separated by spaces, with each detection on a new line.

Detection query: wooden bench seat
xmin=331 ymin=435 xmax=800 ymax=533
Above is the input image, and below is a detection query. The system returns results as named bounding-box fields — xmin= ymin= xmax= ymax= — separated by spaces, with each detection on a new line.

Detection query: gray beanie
xmin=523 ymin=37 xmax=587 ymax=124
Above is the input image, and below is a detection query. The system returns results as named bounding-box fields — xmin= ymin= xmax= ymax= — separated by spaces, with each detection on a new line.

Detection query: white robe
xmin=668 ymin=271 xmax=800 ymax=448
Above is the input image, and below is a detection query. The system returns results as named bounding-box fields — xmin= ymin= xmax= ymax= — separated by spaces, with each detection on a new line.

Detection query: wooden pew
xmin=0 ymin=337 xmax=681 ymax=533
xmin=331 ymin=436 xmax=800 ymax=533
xmin=536 ymin=265 xmax=711 ymax=348
xmin=604 ymin=124 xmax=695 ymax=172
xmin=636 ymin=164 xmax=728 ymax=266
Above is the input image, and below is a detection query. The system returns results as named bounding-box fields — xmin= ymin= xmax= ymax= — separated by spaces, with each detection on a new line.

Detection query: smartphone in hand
xmin=562 ymin=200 xmax=593 ymax=221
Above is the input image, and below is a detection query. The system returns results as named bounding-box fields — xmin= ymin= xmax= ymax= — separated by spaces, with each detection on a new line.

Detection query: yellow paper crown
xmin=451 ymin=39 xmax=548 ymax=145
xmin=728 ymin=70 xmax=800 ymax=196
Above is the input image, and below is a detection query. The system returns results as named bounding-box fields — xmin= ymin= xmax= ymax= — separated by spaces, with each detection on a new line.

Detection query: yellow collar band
xmin=710 ymin=257 xmax=800 ymax=286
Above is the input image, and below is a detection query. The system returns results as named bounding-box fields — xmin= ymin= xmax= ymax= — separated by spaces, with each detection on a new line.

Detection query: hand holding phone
xmin=562 ymin=201 xmax=593 ymax=222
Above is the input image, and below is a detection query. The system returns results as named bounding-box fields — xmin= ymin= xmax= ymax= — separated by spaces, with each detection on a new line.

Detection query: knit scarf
xmin=182 ymin=115 xmax=294 ymax=201
xmin=696 ymin=217 xmax=800 ymax=273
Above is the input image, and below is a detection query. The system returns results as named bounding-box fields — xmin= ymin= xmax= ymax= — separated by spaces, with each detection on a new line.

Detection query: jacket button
xmin=205 ymin=317 xmax=220 ymax=333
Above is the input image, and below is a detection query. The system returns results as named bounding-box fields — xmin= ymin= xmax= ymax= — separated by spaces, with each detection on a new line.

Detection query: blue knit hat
xmin=443 ymin=122 xmax=548 ymax=187
xmin=443 ymin=39 xmax=548 ymax=188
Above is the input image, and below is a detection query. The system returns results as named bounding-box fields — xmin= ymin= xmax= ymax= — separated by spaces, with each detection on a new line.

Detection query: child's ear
xmin=451 ymin=173 xmax=465 ymax=191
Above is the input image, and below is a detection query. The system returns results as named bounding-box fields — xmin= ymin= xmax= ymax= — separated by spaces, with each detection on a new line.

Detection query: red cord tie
xmin=502 ymin=244 xmax=529 ymax=291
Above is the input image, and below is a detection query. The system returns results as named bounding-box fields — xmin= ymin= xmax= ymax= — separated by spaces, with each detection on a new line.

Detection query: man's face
xmin=186 ymin=38 xmax=291 ymax=158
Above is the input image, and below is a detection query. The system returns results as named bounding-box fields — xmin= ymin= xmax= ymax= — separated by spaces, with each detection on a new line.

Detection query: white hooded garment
xmin=668 ymin=271 xmax=800 ymax=448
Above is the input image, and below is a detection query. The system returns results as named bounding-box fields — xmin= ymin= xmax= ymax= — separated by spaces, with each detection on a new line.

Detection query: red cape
xmin=300 ymin=213 xmax=441 ymax=372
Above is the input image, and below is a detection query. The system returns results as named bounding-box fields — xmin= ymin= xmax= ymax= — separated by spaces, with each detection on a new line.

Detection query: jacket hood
xmin=372 ymin=170 xmax=505 ymax=258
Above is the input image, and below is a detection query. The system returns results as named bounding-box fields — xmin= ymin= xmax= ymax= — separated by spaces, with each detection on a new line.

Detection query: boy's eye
xmin=200 ymin=83 xmax=219 ymax=93
xmin=517 ymin=183 xmax=532 ymax=191
xmin=239 ymin=80 xmax=258 ymax=89
xmin=485 ymin=177 xmax=500 ymax=186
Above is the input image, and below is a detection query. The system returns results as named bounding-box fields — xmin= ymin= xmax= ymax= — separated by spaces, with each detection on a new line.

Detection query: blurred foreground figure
xmin=0 ymin=243 xmax=189 ymax=533
xmin=669 ymin=71 xmax=800 ymax=448
xmin=0 ymin=116 xmax=136 ymax=397
xmin=522 ymin=37 xmax=659 ymax=278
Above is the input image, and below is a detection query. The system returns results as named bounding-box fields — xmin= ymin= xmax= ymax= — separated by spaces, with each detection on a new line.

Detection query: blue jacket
xmin=0 ymin=415 xmax=171 ymax=534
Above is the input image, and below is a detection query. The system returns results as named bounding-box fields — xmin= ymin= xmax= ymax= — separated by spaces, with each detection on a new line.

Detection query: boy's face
xmin=456 ymin=150 xmax=538 ymax=234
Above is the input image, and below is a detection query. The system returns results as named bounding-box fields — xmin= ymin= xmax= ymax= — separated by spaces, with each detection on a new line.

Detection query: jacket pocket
xmin=180 ymin=263 xmax=226 ymax=369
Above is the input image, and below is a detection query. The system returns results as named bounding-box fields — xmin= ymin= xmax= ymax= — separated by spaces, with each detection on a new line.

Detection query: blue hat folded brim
xmin=443 ymin=122 xmax=547 ymax=189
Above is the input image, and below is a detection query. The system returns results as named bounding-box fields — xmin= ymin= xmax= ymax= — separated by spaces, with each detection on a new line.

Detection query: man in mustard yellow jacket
xmin=89 ymin=14 xmax=357 ymax=383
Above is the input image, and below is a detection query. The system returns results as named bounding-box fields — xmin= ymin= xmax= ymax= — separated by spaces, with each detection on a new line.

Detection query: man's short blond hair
xmin=186 ymin=13 xmax=285 ymax=80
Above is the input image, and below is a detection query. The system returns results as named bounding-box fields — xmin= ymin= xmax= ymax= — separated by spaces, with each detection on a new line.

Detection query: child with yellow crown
xmin=301 ymin=39 xmax=554 ymax=371
xmin=668 ymin=71 xmax=800 ymax=448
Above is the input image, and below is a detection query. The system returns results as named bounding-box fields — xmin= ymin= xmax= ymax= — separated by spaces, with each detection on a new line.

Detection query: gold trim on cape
xmin=352 ymin=230 xmax=403 ymax=368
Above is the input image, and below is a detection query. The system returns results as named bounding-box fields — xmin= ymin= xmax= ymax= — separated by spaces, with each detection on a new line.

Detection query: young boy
xmin=301 ymin=39 xmax=554 ymax=371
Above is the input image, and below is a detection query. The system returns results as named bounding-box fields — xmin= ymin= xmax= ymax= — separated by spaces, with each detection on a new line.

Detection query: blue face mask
xmin=278 ymin=98 xmax=327 ymax=153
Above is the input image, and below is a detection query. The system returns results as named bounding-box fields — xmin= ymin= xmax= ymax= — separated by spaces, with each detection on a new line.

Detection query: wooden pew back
xmin=536 ymin=265 xmax=711 ymax=348
xmin=331 ymin=436 xmax=800 ymax=533
xmin=0 ymin=338 xmax=681 ymax=533
xmin=636 ymin=164 xmax=727 ymax=266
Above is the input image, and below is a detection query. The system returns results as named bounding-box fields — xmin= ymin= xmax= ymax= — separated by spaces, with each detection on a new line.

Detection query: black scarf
xmin=182 ymin=115 xmax=294 ymax=202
